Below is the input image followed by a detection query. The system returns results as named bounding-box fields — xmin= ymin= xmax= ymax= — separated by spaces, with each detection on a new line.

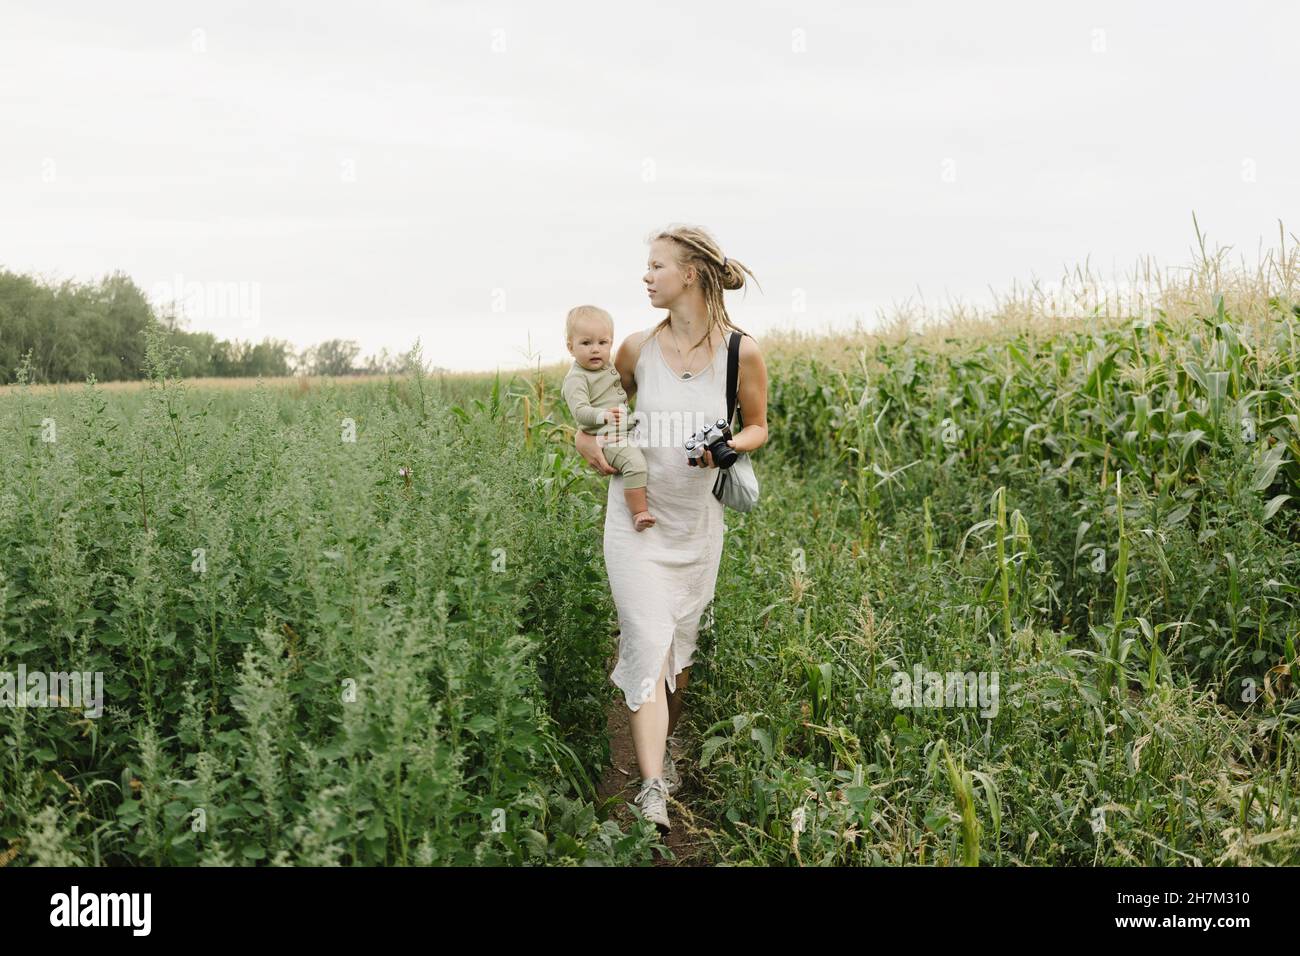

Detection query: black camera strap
xmin=725 ymin=329 xmax=745 ymax=429
xmin=714 ymin=329 xmax=746 ymax=503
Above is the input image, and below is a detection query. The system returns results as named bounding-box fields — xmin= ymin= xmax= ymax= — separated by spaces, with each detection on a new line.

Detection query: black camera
xmin=685 ymin=418 xmax=738 ymax=469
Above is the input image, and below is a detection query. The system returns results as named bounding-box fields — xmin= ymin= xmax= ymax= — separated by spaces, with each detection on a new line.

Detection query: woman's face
xmin=644 ymin=239 xmax=692 ymax=310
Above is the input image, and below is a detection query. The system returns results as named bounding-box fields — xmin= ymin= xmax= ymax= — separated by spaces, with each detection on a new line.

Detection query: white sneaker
xmin=634 ymin=737 xmax=681 ymax=795
xmin=662 ymin=735 xmax=681 ymax=794
xmin=634 ymin=776 xmax=671 ymax=832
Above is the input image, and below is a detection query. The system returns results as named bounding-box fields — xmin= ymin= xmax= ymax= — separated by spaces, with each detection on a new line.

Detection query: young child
xmin=561 ymin=305 xmax=656 ymax=532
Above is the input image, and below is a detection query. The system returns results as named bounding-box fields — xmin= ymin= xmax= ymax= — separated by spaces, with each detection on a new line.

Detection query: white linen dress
xmin=604 ymin=325 xmax=730 ymax=712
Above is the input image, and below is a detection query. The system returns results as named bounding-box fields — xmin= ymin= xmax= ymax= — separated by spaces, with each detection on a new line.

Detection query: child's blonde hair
xmin=565 ymin=305 xmax=614 ymax=346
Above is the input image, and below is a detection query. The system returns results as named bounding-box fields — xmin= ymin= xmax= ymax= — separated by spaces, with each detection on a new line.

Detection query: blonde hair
xmin=565 ymin=304 xmax=614 ymax=345
xmin=647 ymin=224 xmax=760 ymax=350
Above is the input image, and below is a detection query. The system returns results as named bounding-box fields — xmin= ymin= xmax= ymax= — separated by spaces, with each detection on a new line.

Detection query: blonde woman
xmin=574 ymin=224 xmax=769 ymax=833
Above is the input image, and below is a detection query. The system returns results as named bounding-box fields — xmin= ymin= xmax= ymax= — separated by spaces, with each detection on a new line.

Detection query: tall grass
xmin=0 ymin=329 xmax=659 ymax=865
xmin=4 ymin=223 xmax=1298 ymax=866
xmin=678 ymin=228 xmax=1300 ymax=864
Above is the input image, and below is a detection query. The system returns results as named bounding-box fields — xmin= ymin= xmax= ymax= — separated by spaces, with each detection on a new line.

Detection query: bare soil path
xmin=595 ymin=652 xmax=715 ymax=867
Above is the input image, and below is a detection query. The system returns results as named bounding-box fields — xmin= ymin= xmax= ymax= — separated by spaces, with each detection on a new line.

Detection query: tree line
xmin=0 ymin=269 xmax=440 ymax=384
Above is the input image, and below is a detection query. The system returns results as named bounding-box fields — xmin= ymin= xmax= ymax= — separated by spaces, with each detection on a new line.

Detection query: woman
xmin=574 ymin=224 xmax=769 ymax=833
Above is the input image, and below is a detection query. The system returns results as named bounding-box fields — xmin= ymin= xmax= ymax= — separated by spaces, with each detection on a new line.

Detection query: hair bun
xmin=719 ymin=257 xmax=744 ymax=291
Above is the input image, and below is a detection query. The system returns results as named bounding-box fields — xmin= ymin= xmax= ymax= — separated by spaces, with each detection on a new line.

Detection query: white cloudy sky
xmin=2 ymin=0 xmax=1297 ymax=372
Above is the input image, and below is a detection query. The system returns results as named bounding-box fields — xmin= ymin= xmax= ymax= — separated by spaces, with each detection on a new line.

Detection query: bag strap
xmin=714 ymin=329 xmax=747 ymax=503
xmin=725 ymin=330 xmax=745 ymax=430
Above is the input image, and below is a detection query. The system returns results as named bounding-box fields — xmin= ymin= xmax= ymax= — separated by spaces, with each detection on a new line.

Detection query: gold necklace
xmin=666 ymin=325 xmax=709 ymax=379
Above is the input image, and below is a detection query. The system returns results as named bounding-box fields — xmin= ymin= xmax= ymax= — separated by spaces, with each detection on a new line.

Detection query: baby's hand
xmin=606 ymin=406 xmax=623 ymax=425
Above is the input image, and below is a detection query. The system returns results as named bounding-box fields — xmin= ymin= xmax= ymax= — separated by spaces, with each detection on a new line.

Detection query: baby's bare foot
xmin=633 ymin=511 xmax=656 ymax=532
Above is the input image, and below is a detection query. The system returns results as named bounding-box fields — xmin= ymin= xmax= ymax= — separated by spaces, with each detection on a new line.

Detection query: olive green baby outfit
xmin=562 ymin=359 xmax=648 ymax=490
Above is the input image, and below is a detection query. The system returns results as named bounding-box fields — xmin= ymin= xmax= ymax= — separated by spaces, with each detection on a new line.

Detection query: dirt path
xmin=596 ymin=653 xmax=714 ymax=866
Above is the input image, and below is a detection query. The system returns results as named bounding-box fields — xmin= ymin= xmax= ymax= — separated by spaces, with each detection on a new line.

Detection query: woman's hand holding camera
xmin=700 ymin=439 xmax=735 ymax=469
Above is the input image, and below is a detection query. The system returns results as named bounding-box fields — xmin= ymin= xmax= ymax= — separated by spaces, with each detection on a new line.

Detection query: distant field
xmin=0 ymin=369 xmax=508 ymax=396
xmin=2 ymin=244 xmax=1299 ymax=865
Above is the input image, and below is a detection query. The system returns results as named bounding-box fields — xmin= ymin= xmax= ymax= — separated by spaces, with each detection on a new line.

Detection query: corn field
xmin=2 ymin=240 xmax=1299 ymax=866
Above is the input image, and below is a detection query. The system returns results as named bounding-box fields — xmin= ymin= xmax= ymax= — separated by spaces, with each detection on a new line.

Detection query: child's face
xmin=567 ymin=318 xmax=613 ymax=369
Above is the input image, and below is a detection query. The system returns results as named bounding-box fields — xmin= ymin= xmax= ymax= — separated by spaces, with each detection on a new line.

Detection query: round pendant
xmin=682 ymin=371 xmax=692 ymax=379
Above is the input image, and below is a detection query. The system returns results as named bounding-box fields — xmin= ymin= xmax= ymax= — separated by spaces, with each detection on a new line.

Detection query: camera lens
xmin=710 ymin=437 xmax=738 ymax=470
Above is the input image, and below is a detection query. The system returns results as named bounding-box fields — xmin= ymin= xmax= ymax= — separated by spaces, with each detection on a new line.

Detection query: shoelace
xmin=636 ymin=777 xmax=666 ymax=804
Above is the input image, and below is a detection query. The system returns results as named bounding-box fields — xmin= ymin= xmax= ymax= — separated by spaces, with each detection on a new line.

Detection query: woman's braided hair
xmin=648 ymin=224 xmax=760 ymax=351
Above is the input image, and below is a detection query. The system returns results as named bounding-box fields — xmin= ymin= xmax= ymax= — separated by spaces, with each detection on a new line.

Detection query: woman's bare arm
xmin=702 ymin=334 xmax=768 ymax=466
xmin=614 ymin=329 xmax=645 ymax=400
xmin=731 ymin=335 xmax=769 ymax=452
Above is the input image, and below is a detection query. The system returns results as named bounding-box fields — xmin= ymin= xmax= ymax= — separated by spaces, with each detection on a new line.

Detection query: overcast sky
xmin=2 ymin=1 xmax=1297 ymax=372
